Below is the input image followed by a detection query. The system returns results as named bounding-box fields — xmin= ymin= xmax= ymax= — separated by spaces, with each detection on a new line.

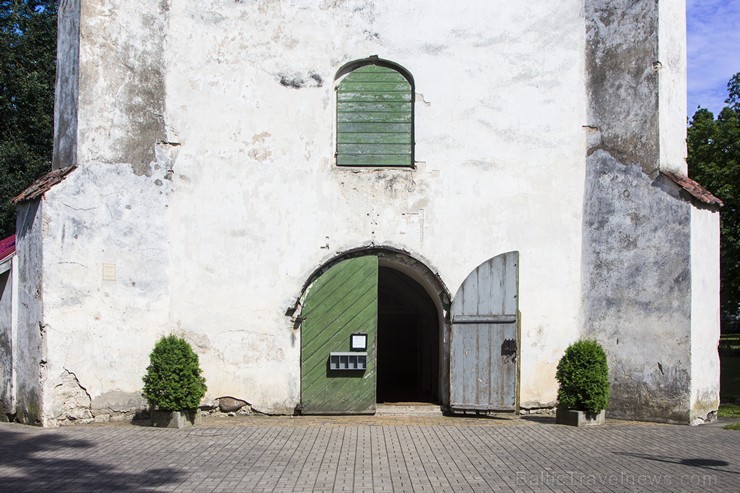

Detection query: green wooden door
xmin=300 ymin=256 xmax=378 ymax=414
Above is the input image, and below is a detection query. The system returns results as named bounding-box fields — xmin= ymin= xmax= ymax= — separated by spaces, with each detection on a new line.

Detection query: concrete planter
xmin=150 ymin=409 xmax=201 ymax=428
xmin=556 ymin=408 xmax=605 ymax=427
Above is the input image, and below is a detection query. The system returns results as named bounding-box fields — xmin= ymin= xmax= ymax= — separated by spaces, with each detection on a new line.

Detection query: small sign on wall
xmin=102 ymin=263 xmax=116 ymax=281
xmin=351 ymin=333 xmax=367 ymax=351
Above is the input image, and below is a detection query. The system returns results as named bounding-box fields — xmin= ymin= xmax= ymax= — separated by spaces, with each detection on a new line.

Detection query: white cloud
xmin=687 ymin=0 xmax=740 ymax=115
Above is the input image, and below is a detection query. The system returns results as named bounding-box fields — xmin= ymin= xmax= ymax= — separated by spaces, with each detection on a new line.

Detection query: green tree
xmin=556 ymin=340 xmax=610 ymax=415
xmin=142 ymin=335 xmax=207 ymax=412
xmin=0 ymin=0 xmax=57 ymax=238
xmin=688 ymin=73 xmax=740 ymax=330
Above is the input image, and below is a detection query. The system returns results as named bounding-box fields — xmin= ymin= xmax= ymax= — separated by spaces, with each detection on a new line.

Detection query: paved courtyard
xmin=0 ymin=413 xmax=739 ymax=492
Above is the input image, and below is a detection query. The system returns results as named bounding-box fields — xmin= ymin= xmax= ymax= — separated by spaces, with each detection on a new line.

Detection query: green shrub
xmin=142 ymin=335 xmax=207 ymax=411
xmin=556 ymin=340 xmax=610 ymax=415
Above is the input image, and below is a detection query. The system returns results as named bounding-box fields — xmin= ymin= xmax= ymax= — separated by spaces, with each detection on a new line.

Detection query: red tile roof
xmin=660 ymin=170 xmax=724 ymax=207
xmin=0 ymin=235 xmax=15 ymax=263
xmin=12 ymin=166 xmax=77 ymax=204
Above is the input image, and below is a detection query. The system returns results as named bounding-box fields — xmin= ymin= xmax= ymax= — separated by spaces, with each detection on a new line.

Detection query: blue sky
xmin=687 ymin=0 xmax=740 ymax=117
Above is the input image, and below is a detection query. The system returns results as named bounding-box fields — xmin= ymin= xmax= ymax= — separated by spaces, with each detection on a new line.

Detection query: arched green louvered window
xmin=336 ymin=63 xmax=413 ymax=167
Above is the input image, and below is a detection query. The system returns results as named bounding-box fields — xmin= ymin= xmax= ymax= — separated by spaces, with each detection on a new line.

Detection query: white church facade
xmin=0 ymin=0 xmax=722 ymax=426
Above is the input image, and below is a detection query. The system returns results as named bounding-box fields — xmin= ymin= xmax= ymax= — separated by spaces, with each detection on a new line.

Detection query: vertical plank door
xmin=450 ymin=252 xmax=519 ymax=411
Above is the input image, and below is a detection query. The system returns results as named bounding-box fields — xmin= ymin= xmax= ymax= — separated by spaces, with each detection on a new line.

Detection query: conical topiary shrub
xmin=555 ymin=339 xmax=609 ymax=416
xmin=143 ymin=335 xmax=207 ymax=414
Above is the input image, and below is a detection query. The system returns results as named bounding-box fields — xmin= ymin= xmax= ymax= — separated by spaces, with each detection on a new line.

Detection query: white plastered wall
xmin=690 ymin=205 xmax=721 ymax=424
xmin=39 ymin=0 xmax=587 ymax=416
xmin=163 ymin=0 xmax=587 ymax=411
xmin=40 ymin=164 xmax=173 ymax=424
xmin=658 ymin=0 xmax=687 ymax=174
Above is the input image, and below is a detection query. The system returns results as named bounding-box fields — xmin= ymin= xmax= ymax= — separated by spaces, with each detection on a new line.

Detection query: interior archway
xmin=376 ymin=266 xmax=439 ymax=403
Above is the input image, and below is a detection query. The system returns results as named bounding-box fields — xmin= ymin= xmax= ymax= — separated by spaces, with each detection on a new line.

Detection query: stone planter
xmin=556 ymin=408 xmax=605 ymax=427
xmin=150 ymin=409 xmax=201 ymax=428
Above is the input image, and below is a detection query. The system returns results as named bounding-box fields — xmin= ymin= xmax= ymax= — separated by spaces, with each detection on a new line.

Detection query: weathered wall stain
xmin=13 ymin=202 xmax=44 ymax=425
xmin=581 ymin=0 xmax=708 ymax=423
xmin=0 ymin=268 xmax=13 ymax=421
xmin=585 ymin=0 xmax=659 ymax=174
xmin=53 ymin=0 xmax=81 ymax=169
xmin=278 ymin=72 xmax=323 ymax=89
xmin=91 ymin=390 xmax=147 ymax=420
xmin=582 ymin=153 xmax=692 ymax=422
xmin=76 ymin=0 xmax=169 ymax=175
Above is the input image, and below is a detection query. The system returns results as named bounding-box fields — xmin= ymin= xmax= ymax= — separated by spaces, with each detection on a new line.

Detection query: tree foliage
xmin=688 ymin=73 xmax=740 ymax=329
xmin=0 ymin=0 xmax=57 ymax=238
xmin=142 ymin=335 xmax=208 ymax=411
xmin=556 ymin=340 xmax=610 ymax=415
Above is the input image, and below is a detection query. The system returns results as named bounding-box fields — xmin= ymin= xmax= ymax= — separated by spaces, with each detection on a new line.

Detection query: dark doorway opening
xmin=376 ymin=267 xmax=439 ymax=403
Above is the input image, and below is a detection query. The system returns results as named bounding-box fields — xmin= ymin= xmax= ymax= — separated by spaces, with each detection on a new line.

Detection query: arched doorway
xmin=297 ymin=248 xmax=448 ymax=414
xmin=377 ymin=266 xmax=439 ymax=403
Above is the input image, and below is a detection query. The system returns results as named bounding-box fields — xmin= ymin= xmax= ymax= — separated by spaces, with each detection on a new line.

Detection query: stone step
xmin=375 ymin=403 xmax=443 ymax=416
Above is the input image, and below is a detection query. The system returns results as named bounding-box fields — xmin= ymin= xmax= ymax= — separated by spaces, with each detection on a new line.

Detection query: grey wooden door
xmin=450 ymin=252 xmax=519 ymax=412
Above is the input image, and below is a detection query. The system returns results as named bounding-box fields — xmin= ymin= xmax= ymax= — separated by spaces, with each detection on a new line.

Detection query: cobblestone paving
xmin=1 ymin=415 xmax=739 ymax=492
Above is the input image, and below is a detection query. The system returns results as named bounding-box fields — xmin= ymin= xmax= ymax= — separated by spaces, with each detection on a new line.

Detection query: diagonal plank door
xmin=300 ymin=256 xmax=378 ymax=414
xmin=450 ymin=252 xmax=519 ymax=412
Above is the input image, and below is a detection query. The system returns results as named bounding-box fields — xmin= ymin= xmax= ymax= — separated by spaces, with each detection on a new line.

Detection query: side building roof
xmin=0 ymin=234 xmax=15 ymax=273
xmin=660 ymin=170 xmax=724 ymax=207
xmin=12 ymin=166 xmax=77 ymax=204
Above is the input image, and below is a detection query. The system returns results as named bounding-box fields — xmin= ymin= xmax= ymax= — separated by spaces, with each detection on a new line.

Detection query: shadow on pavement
xmin=0 ymin=426 xmax=181 ymax=491
xmin=444 ymin=413 xmax=514 ymax=421
xmin=519 ymin=415 xmax=557 ymax=424
xmin=615 ymin=451 xmax=738 ymax=475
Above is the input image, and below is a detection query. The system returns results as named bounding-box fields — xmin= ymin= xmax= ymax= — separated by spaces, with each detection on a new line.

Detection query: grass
xmin=718 ymin=403 xmax=740 ymax=418
xmin=714 ymin=335 xmax=739 ymax=430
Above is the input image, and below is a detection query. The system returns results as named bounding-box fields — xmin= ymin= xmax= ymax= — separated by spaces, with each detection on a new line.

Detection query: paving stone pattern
xmin=1 ymin=415 xmax=739 ymax=492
